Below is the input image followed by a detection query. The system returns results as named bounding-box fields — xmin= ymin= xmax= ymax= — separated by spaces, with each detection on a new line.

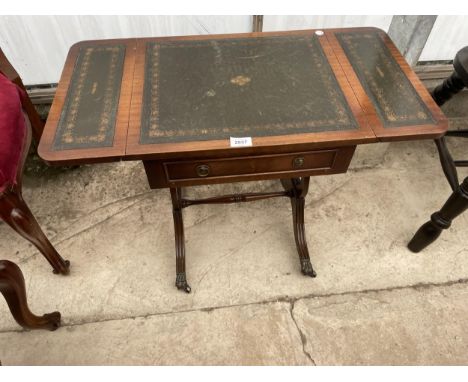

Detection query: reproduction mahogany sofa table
xmin=38 ymin=28 xmax=447 ymax=293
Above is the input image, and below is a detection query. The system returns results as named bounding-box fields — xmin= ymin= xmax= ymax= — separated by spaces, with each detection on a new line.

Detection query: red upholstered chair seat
xmin=0 ymin=72 xmax=27 ymax=193
xmin=0 ymin=51 xmax=70 ymax=277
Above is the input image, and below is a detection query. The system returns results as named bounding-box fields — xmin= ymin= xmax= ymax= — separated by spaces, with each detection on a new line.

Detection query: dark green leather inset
xmin=140 ymin=35 xmax=358 ymax=144
xmin=53 ymin=44 xmax=125 ymax=150
xmin=336 ymin=31 xmax=435 ymax=128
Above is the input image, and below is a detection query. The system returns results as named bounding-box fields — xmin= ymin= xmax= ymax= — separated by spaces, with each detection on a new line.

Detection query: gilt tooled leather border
xmin=140 ymin=36 xmax=358 ymax=145
xmin=336 ymin=31 xmax=435 ymax=128
xmin=53 ymin=44 xmax=125 ymax=150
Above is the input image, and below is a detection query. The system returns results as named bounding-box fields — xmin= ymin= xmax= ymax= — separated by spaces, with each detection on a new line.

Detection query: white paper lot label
xmin=230 ymin=137 xmax=252 ymax=147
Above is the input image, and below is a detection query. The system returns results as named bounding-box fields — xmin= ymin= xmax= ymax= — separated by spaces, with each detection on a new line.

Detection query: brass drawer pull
xmin=196 ymin=164 xmax=210 ymax=177
xmin=293 ymin=157 xmax=305 ymax=168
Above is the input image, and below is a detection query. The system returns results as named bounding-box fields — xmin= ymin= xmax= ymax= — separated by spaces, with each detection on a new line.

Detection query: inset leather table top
xmin=38 ymin=27 xmax=447 ymax=164
xmin=139 ymin=35 xmax=358 ymax=145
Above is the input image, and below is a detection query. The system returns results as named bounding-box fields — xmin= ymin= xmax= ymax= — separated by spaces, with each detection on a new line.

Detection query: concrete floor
xmin=0 ymin=136 xmax=467 ymax=365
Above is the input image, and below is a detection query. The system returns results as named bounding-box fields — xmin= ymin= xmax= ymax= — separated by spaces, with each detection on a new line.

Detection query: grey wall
xmin=0 ymin=15 xmax=252 ymax=84
xmin=262 ymin=15 xmax=393 ymax=32
xmin=1 ymin=15 xmax=467 ymax=85
xmin=419 ymin=15 xmax=468 ymax=61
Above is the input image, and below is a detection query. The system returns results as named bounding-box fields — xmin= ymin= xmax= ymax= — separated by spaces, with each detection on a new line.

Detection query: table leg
xmin=0 ymin=260 xmax=61 ymax=330
xmin=170 ymin=187 xmax=191 ymax=293
xmin=435 ymin=137 xmax=459 ymax=191
xmin=281 ymin=177 xmax=317 ymax=277
xmin=408 ymin=177 xmax=468 ymax=252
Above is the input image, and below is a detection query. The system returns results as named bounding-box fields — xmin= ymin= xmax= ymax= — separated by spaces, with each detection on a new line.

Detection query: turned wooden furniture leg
xmin=0 ymin=260 xmax=61 ymax=330
xmin=408 ymin=177 xmax=468 ymax=252
xmin=0 ymin=188 xmax=70 ymax=275
xmin=435 ymin=137 xmax=459 ymax=191
xmin=281 ymin=177 xmax=316 ymax=277
xmin=430 ymin=47 xmax=468 ymax=189
xmin=170 ymin=187 xmax=191 ymax=293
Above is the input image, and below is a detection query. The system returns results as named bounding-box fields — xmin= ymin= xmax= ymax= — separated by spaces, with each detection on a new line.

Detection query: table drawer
xmin=162 ymin=147 xmax=355 ymax=185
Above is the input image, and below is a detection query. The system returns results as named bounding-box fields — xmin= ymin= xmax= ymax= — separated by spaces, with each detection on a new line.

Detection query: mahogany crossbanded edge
xmin=377 ymin=29 xmax=447 ymax=140
xmin=38 ymin=38 xmax=137 ymax=165
xmin=324 ymin=27 xmax=447 ymax=142
xmin=125 ymin=30 xmax=377 ymax=161
xmin=38 ymin=28 xmax=447 ymax=166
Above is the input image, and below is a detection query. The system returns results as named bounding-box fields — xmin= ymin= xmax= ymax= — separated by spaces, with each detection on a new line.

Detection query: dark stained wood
xmin=0 ymin=48 xmax=20 ymax=84
xmin=36 ymin=28 xmax=451 ymax=292
xmin=144 ymin=146 xmax=355 ymax=189
xmin=0 ymin=117 xmax=70 ymax=275
xmin=168 ymin=176 xmax=318 ymax=291
xmin=432 ymin=46 xmax=468 ymax=190
xmin=0 ymin=187 xmax=70 ymax=275
xmin=0 ymin=260 xmax=61 ymax=330
xmin=408 ymin=45 xmax=468 ymax=252
xmin=162 ymin=147 xmax=354 ymax=187
xmin=179 ymin=190 xmax=290 ymax=207
xmin=435 ymin=137 xmax=459 ymax=191
xmin=39 ymin=28 xmax=447 ymax=165
xmin=126 ymin=30 xmax=376 ymax=160
xmin=38 ymin=39 xmax=137 ymax=165
xmin=336 ymin=31 xmax=436 ymax=127
xmin=408 ymin=177 xmax=468 ymax=252
xmin=170 ymin=187 xmax=191 ymax=293
xmin=141 ymin=36 xmax=359 ymax=144
xmin=281 ymin=177 xmax=316 ymax=277
xmin=51 ymin=44 xmax=127 ymax=151
xmin=0 ymin=48 xmax=44 ymax=142
xmin=432 ymin=69 xmax=467 ymax=106
xmin=325 ymin=27 xmax=447 ymax=142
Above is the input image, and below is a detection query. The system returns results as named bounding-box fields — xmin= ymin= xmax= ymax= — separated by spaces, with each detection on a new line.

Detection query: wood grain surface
xmin=38 ymin=27 xmax=448 ymax=165
xmin=38 ymin=39 xmax=137 ymax=164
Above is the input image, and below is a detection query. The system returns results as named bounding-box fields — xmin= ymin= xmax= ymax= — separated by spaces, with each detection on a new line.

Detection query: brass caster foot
xmin=300 ymin=259 xmax=317 ymax=278
xmin=42 ymin=311 xmax=61 ymax=331
xmin=52 ymin=260 xmax=70 ymax=275
xmin=175 ymin=273 xmax=192 ymax=293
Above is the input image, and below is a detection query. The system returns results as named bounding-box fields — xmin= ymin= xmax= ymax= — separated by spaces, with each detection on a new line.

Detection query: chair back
xmin=0 ymin=48 xmax=44 ymax=142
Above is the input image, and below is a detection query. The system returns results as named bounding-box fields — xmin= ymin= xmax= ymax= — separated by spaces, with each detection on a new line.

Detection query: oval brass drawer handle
xmin=196 ymin=164 xmax=210 ymax=177
xmin=293 ymin=157 xmax=305 ymax=168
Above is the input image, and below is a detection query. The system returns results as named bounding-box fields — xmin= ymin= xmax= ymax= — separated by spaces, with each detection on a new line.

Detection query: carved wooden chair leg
xmin=170 ymin=187 xmax=191 ymax=293
xmin=408 ymin=177 xmax=468 ymax=252
xmin=435 ymin=137 xmax=459 ymax=191
xmin=0 ymin=188 xmax=70 ymax=275
xmin=0 ymin=260 xmax=61 ymax=330
xmin=281 ymin=177 xmax=316 ymax=277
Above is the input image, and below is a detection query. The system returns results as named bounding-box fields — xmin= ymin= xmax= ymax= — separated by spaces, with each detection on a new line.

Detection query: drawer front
xmin=162 ymin=147 xmax=355 ymax=186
